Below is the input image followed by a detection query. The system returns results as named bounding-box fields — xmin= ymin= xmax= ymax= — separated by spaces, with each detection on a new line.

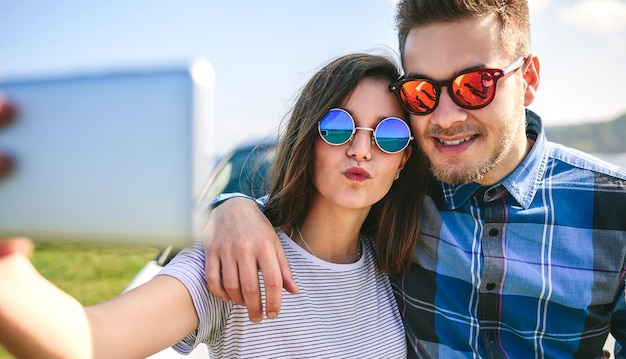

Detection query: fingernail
xmin=266 ymin=312 xmax=278 ymax=320
xmin=0 ymin=154 xmax=14 ymax=179
xmin=0 ymin=101 xmax=17 ymax=127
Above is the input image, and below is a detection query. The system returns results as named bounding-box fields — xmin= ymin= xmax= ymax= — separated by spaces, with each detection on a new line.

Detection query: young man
xmin=203 ymin=1 xmax=626 ymax=357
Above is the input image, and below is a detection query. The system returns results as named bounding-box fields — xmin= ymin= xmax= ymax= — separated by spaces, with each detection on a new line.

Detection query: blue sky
xmin=1 ymin=0 xmax=625 ymax=154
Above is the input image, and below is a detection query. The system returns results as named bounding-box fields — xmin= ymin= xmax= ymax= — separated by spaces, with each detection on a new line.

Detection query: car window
xmin=206 ymin=143 xmax=274 ymax=200
xmin=194 ymin=140 xmax=275 ymax=232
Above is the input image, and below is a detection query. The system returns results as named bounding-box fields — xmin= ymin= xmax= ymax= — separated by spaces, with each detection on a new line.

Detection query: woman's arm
xmin=0 ymin=239 xmax=199 ymax=359
xmin=0 ymin=243 xmax=93 ymax=358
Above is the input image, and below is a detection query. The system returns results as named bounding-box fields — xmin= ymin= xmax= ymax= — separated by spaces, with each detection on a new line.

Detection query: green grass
xmin=0 ymin=241 xmax=160 ymax=358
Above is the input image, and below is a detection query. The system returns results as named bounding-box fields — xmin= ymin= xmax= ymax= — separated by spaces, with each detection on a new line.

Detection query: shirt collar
xmin=440 ymin=109 xmax=548 ymax=210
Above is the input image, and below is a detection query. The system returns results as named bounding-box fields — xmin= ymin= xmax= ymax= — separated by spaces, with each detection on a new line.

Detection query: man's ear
xmin=523 ymin=55 xmax=540 ymax=107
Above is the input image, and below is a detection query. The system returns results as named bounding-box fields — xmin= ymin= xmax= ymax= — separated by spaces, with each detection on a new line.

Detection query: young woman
xmin=0 ymin=53 xmax=431 ymax=358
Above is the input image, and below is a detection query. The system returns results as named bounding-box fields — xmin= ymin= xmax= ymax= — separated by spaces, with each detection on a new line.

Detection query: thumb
xmin=0 ymin=238 xmax=34 ymax=257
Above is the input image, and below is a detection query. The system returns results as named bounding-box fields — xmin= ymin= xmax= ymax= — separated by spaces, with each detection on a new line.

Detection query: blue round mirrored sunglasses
xmin=317 ymin=108 xmax=413 ymax=154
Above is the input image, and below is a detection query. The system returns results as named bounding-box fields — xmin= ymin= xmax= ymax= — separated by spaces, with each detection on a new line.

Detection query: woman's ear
xmin=398 ymin=145 xmax=412 ymax=172
xmin=523 ymin=55 xmax=540 ymax=107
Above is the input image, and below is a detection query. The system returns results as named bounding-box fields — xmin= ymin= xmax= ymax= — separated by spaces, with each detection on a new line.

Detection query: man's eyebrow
xmin=402 ymin=71 xmax=428 ymax=79
xmin=403 ymin=63 xmax=488 ymax=80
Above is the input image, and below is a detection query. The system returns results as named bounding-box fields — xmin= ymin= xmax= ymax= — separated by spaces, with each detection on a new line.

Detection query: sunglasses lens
xmin=318 ymin=109 xmax=354 ymax=145
xmin=398 ymin=80 xmax=438 ymax=114
xmin=451 ymin=70 xmax=496 ymax=108
xmin=375 ymin=118 xmax=411 ymax=153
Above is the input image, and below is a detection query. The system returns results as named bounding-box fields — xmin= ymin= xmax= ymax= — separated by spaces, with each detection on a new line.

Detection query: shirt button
xmin=487 ymin=331 xmax=495 ymax=342
xmin=488 ymin=228 xmax=499 ymax=237
xmin=486 ymin=282 xmax=496 ymax=291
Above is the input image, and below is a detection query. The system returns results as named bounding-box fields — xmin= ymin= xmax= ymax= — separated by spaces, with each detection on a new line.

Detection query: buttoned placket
xmin=476 ymin=184 xmax=508 ymax=359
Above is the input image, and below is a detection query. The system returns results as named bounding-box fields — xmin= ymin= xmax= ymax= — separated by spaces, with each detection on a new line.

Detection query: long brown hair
xmin=264 ymin=52 xmax=433 ymax=275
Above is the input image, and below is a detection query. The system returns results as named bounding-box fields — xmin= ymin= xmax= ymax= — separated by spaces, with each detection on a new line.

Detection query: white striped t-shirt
xmin=158 ymin=230 xmax=406 ymax=358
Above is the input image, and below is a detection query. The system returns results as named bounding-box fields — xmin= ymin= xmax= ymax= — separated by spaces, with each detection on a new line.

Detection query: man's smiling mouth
xmin=437 ymin=136 xmax=474 ymax=146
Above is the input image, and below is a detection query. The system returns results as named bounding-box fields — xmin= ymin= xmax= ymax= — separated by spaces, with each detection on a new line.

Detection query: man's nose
xmin=429 ymin=89 xmax=467 ymax=128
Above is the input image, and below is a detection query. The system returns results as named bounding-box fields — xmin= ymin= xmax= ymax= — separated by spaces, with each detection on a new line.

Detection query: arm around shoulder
xmin=203 ymin=195 xmax=298 ymax=322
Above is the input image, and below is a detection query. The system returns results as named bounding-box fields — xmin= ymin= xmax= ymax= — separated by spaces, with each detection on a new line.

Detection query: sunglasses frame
xmin=389 ymin=56 xmax=527 ymax=115
xmin=318 ymin=108 xmax=413 ymax=154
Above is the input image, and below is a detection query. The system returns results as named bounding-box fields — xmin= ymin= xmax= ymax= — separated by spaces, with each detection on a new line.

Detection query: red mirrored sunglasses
xmin=389 ymin=56 xmax=527 ymax=115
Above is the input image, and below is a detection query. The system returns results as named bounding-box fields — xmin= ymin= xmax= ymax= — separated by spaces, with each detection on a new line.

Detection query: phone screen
xmin=0 ymin=60 xmax=215 ymax=246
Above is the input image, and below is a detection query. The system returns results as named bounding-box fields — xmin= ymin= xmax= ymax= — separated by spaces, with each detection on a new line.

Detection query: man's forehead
xmin=401 ymin=17 xmax=504 ymax=78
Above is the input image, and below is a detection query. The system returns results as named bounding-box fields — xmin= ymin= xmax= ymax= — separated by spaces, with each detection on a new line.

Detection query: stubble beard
xmin=428 ymin=116 xmax=519 ymax=185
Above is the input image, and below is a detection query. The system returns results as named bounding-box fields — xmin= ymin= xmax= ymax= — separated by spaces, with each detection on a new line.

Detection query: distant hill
xmin=544 ymin=113 xmax=626 ymax=153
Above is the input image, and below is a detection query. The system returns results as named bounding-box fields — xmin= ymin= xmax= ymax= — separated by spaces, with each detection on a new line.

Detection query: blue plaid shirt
xmin=393 ymin=110 xmax=626 ymax=358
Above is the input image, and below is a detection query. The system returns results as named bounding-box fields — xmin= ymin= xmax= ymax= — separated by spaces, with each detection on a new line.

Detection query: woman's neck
xmin=291 ymin=202 xmax=369 ymax=264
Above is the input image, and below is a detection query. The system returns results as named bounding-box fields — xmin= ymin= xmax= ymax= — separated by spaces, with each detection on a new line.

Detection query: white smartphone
xmin=0 ymin=59 xmax=216 ymax=246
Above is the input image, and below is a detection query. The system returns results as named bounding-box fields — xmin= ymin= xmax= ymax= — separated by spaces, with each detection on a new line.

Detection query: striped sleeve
xmin=157 ymin=241 xmax=232 ymax=354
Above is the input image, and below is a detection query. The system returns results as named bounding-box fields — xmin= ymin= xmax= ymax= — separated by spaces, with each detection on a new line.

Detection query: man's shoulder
xmin=546 ymin=141 xmax=626 ymax=182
